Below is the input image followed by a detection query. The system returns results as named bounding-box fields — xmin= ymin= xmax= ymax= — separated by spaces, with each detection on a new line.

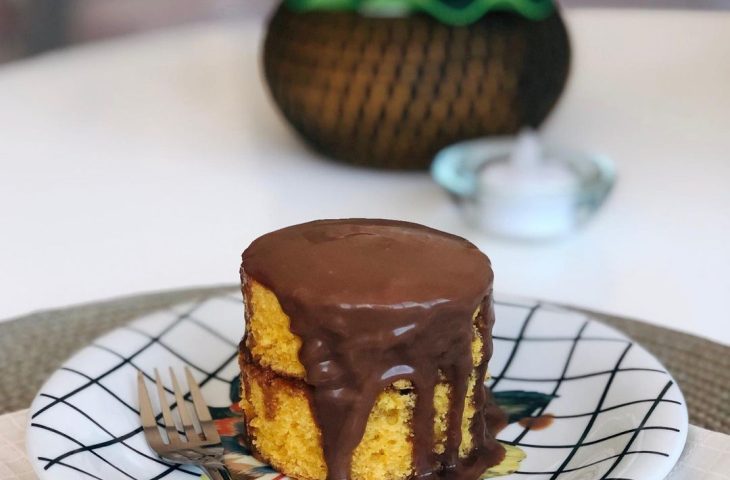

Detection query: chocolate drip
xmin=242 ymin=219 xmax=504 ymax=480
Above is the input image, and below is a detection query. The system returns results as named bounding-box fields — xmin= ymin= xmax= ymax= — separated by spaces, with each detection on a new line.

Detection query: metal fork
xmin=138 ymin=367 xmax=228 ymax=480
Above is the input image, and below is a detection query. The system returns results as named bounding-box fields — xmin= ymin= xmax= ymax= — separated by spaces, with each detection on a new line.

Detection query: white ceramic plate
xmin=27 ymin=292 xmax=688 ymax=480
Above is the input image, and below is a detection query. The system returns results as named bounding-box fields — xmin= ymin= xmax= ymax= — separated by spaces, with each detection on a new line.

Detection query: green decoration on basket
xmin=287 ymin=0 xmax=555 ymax=25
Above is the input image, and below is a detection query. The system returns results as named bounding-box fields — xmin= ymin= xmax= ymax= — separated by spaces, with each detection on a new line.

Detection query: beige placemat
xmin=0 ymin=410 xmax=35 ymax=480
xmin=0 ymin=285 xmax=728 ymax=434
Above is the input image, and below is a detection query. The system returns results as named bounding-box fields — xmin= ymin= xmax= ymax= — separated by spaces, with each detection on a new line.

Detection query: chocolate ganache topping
xmin=242 ymin=219 xmax=504 ymax=480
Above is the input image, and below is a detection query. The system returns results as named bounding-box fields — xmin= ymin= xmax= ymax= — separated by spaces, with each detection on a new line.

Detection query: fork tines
xmin=137 ymin=367 xmax=221 ymax=451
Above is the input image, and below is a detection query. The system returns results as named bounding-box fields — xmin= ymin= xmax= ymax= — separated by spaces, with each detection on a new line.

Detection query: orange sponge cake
xmin=239 ymin=219 xmax=505 ymax=480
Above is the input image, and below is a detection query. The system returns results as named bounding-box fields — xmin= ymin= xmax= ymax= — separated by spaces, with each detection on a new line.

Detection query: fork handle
xmin=201 ymin=466 xmax=227 ymax=480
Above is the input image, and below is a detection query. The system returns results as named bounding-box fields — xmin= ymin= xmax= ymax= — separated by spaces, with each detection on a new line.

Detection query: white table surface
xmin=0 ymin=9 xmax=728 ymax=344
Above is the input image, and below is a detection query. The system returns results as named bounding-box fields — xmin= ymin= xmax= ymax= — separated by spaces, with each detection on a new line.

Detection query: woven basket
xmin=262 ymin=3 xmax=570 ymax=170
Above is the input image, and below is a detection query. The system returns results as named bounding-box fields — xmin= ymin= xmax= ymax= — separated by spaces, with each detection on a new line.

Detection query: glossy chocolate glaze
xmin=241 ymin=219 xmax=504 ymax=480
xmin=518 ymin=415 xmax=554 ymax=431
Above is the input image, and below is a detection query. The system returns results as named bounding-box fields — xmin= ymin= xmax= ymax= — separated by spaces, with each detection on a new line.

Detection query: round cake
xmin=239 ymin=219 xmax=505 ymax=480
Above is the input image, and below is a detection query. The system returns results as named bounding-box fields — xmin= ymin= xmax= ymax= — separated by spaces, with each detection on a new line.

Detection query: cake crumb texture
xmin=240 ymin=281 xmax=484 ymax=480
xmin=245 ymin=280 xmax=484 ymax=378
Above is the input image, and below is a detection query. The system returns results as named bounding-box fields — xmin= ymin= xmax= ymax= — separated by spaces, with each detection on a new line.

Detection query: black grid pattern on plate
xmin=30 ymin=298 xmax=240 ymax=480
xmin=29 ymin=294 xmax=683 ymax=480
xmin=488 ymin=300 xmax=682 ymax=479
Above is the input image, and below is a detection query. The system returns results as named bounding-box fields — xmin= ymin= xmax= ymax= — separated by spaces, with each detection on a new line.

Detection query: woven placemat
xmin=1 ymin=286 xmax=727 ymax=434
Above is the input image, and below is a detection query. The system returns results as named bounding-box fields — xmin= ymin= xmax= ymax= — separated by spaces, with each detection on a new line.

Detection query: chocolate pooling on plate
xmin=242 ymin=219 xmax=504 ymax=480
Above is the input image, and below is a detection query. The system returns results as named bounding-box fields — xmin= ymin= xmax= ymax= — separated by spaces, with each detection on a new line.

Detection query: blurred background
xmin=0 ymin=0 xmax=728 ymax=345
xmin=0 ymin=0 xmax=728 ymax=63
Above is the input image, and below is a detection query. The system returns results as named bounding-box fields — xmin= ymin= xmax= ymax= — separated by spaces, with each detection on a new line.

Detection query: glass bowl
xmin=431 ymin=137 xmax=616 ymax=239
